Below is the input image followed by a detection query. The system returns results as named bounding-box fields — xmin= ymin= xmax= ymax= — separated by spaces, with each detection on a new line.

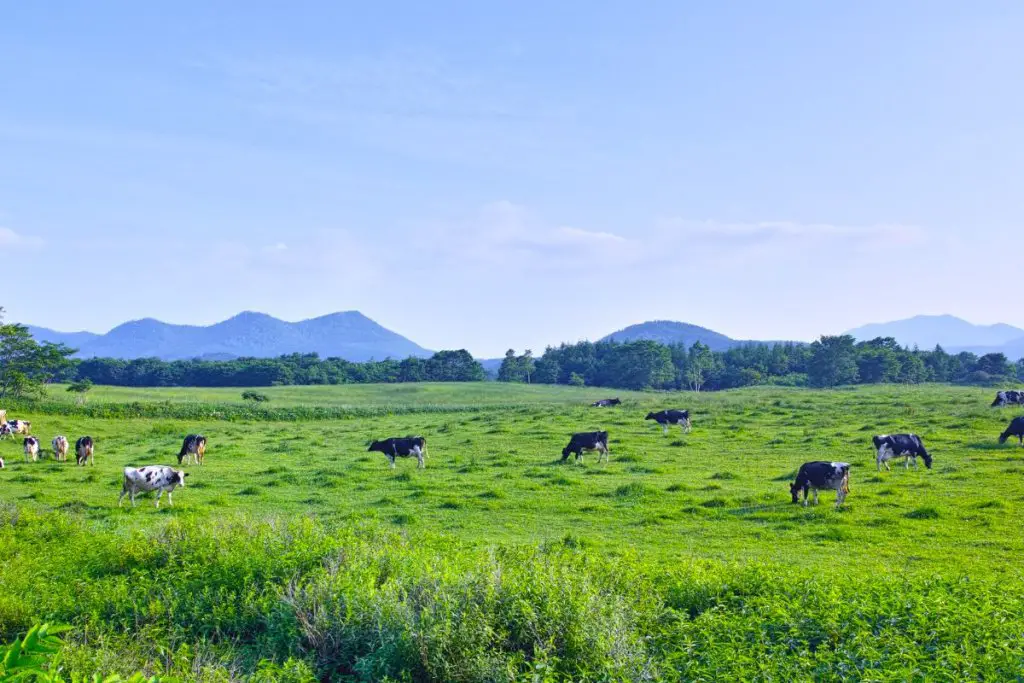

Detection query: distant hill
xmin=846 ymin=315 xmax=1024 ymax=352
xmin=599 ymin=320 xmax=797 ymax=351
xmin=24 ymin=311 xmax=433 ymax=362
xmin=24 ymin=326 xmax=101 ymax=349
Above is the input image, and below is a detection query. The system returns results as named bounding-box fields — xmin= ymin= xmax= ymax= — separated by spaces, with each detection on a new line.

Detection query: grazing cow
xmin=119 ymin=466 xmax=189 ymax=508
xmin=561 ymin=431 xmax=610 ymax=464
xmin=645 ymin=409 xmax=691 ymax=434
xmin=0 ymin=423 xmax=12 ymax=440
xmin=7 ymin=420 xmax=31 ymax=436
xmin=872 ymin=434 xmax=932 ymax=471
xmin=368 ymin=436 xmax=428 ymax=469
xmin=999 ymin=417 xmax=1024 ymax=446
xmin=23 ymin=436 xmax=40 ymax=462
xmin=991 ymin=390 xmax=1024 ymax=407
xmin=52 ymin=435 xmax=69 ymax=462
xmin=178 ymin=434 xmax=207 ymax=465
xmin=790 ymin=461 xmax=851 ymax=508
xmin=591 ymin=398 xmax=621 ymax=408
xmin=75 ymin=436 xmax=94 ymax=466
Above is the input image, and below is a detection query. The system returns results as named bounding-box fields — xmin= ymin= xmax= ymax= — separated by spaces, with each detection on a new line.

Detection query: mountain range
xmin=845 ymin=315 xmax=1024 ymax=357
xmin=26 ymin=311 xmax=432 ymax=363
xmin=21 ymin=312 xmax=1024 ymax=364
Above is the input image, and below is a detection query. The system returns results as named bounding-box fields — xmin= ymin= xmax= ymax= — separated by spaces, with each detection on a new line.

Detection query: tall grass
xmin=1 ymin=508 xmax=1021 ymax=681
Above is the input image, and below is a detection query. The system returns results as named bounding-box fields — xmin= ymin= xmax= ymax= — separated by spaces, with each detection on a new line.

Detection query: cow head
xmin=789 ymin=481 xmax=803 ymax=504
xmin=561 ymin=446 xmax=572 ymax=460
xmin=920 ymin=451 xmax=933 ymax=469
xmin=367 ymin=441 xmax=382 ymax=453
xmin=175 ymin=471 xmax=189 ymax=487
xmin=871 ymin=435 xmax=884 ymax=450
xmin=644 ymin=412 xmax=656 ymax=421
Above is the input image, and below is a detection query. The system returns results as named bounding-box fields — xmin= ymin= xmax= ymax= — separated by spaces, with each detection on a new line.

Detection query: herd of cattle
xmin=2 ymin=389 xmax=1024 ymax=509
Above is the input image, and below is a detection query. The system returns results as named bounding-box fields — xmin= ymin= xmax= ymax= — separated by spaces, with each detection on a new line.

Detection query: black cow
xmin=999 ymin=417 xmax=1024 ymax=446
xmin=75 ymin=436 xmax=94 ymax=466
xmin=991 ymin=390 xmax=1024 ymax=407
xmin=645 ymin=409 xmax=691 ymax=434
xmin=561 ymin=431 xmax=610 ymax=464
xmin=178 ymin=434 xmax=207 ymax=465
xmin=872 ymin=434 xmax=932 ymax=471
xmin=591 ymin=398 xmax=621 ymax=408
xmin=368 ymin=436 xmax=427 ymax=469
xmin=790 ymin=461 xmax=850 ymax=508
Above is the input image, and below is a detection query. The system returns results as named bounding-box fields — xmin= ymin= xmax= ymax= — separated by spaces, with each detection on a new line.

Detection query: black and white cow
xmin=561 ymin=431 xmax=610 ymax=464
xmin=0 ymin=422 xmax=13 ymax=440
xmin=7 ymin=420 xmax=31 ymax=436
xmin=119 ymin=466 xmax=189 ymax=508
xmin=991 ymin=390 xmax=1024 ymax=407
xmin=178 ymin=434 xmax=207 ymax=465
xmin=368 ymin=436 xmax=428 ymax=469
xmin=645 ymin=409 xmax=691 ymax=434
xmin=52 ymin=435 xmax=69 ymax=462
xmin=790 ymin=461 xmax=851 ymax=508
xmin=872 ymin=434 xmax=932 ymax=471
xmin=23 ymin=436 xmax=40 ymax=463
xmin=75 ymin=436 xmax=94 ymax=466
xmin=999 ymin=417 xmax=1024 ymax=446
xmin=591 ymin=398 xmax=621 ymax=408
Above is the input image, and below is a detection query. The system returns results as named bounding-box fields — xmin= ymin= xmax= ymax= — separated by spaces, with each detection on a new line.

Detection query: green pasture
xmin=2 ymin=383 xmax=1023 ymax=680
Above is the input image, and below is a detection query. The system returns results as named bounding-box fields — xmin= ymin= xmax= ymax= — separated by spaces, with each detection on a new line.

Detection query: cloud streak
xmin=0 ymin=227 xmax=44 ymax=248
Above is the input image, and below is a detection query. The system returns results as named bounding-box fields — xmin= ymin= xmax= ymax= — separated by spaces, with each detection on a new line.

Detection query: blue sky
xmin=3 ymin=2 xmax=1023 ymax=356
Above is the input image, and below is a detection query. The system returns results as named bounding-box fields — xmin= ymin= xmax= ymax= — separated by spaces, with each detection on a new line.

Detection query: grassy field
xmin=2 ymin=382 xmax=1024 ymax=680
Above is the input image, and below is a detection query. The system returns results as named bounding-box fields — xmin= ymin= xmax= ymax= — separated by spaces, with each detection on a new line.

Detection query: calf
xmin=0 ymin=423 xmax=12 ymax=440
xmin=7 ymin=420 xmax=31 ymax=435
xmin=790 ymin=461 xmax=851 ymax=508
xmin=645 ymin=409 xmax=691 ymax=434
xmin=561 ymin=430 xmax=610 ymax=464
xmin=75 ymin=436 xmax=95 ymax=466
xmin=999 ymin=416 xmax=1024 ymax=446
xmin=872 ymin=434 xmax=932 ymax=471
xmin=119 ymin=466 xmax=189 ymax=508
xmin=178 ymin=434 xmax=207 ymax=465
xmin=591 ymin=398 xmax=621 ymax=408
xmin=23 ymin=436 xmax=40 ymax=463
xmin=368 ymin=436 xmax=427 ymax=469
xmin=52 ymin=435 xmax=69 ymax=462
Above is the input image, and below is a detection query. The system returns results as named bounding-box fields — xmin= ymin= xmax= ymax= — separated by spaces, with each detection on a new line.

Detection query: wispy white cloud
xmin=0 ymin=227 xmax=44 ymax=248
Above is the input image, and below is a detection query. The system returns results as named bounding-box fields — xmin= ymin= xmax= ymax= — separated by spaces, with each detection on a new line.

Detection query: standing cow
xmin=7 ymin=420 xmax=31 ymax=436
xmin=0 ymin=423 xmax=12 ymax=440
xmin=561 ymin=431 xmax=610 ymax=464
xmin=790 ymin=461 xmax=851 ymax=508
xmin=119 ymin=466 xmax=189 ymax=508
xmin=368 ymin=436 xmax=428 ymax=469
xmin=645 ymin=410 xmax=691 ymax=434
xmin=178 ymin=434 xmax=207 ymax=465
xmin=52 ymin=435 xmax=69 ymax=462
xmin=872 ymin=434 xmax=932 ymax=471
xmin=23 ymin=436 xmax=40 ymax=462
xmin=75 ymin=436 xmax=95 ymax=466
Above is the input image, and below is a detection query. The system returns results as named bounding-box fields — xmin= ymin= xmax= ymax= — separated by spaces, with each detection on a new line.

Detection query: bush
xmin=567 ymin=372 xmax=586 ymax=387
xmin=242 ymin=390 xmax=270 ymax=403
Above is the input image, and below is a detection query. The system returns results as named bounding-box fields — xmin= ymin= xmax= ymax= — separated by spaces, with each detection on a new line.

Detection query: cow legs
xmin=415 ymin=447 xmax=425 ymax=469
xmin=155 ymin=490 xmax=163 ymax=508
xmin=662 ymin=424 xmax=669 ymax=435
xmin=388 ymin=455 xmax=396 ymax=469
xmin=167 ymin=491 xmax=173 ymax=507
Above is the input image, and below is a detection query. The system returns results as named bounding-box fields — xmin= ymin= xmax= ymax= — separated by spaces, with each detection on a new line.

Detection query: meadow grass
xmin=2 ymin=383 xmax=1023 ymax=680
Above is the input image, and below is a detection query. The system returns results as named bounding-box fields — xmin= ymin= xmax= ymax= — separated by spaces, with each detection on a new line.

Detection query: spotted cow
xmin=119 ymin=466 xmax=189 ymax=508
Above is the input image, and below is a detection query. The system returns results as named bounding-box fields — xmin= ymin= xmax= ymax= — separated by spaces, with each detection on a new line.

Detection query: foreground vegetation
xmin=2 ymin=383 xmax=1023 ymax=680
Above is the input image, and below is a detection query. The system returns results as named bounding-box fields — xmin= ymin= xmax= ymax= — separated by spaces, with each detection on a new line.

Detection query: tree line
xmin=3 ymin=306 xmax=1023 ymax=397
xmin=511 ymin=336 xmax=1024 ymax=390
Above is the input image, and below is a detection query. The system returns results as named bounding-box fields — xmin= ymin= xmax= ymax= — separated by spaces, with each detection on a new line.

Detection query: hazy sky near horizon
xmin=3 ymin=2 xmax=1023 ymax=356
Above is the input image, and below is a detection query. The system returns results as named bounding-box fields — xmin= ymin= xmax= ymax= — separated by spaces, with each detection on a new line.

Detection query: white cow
xmin=119 ymin=466 xmax=189 ymax=508
xmin=23 ymin=436 xmax=40 ymax=462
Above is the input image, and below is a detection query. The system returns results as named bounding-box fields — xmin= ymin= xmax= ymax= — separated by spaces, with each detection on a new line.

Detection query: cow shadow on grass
xmin=965 ymin=441 xmax=1017 ymax=451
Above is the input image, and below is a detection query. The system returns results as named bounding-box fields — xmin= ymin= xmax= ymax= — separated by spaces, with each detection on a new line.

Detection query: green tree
xmin=0 ymin=307 xmax=76 ymax=399
xmin=976 ymin=352 xmax=1011 ymax=378
xmin=685 ymin=342 xmax=714 ymax=392
xmin=808 ymin=335 xmax=859 ymax=388
xmin=66 ymin=378 xmax=93 ymax=404
xmin=497 ymin=349 xmax=521 ymax=382
xmin=568 ymin=372 xmax=586 ymax=387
